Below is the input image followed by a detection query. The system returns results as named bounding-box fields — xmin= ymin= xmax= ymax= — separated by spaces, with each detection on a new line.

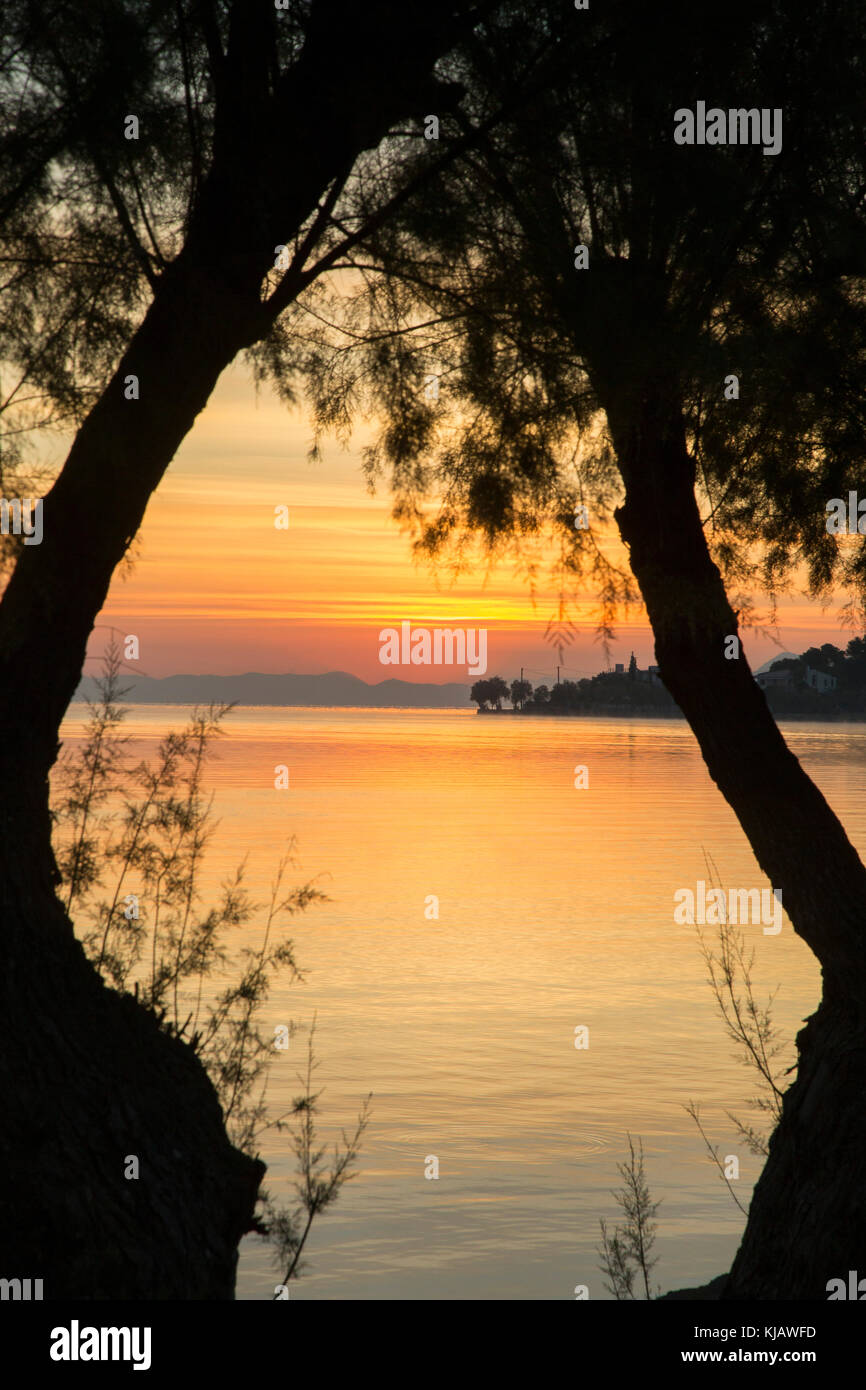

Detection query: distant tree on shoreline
xmin=470 ymin=676 xmax=510 ymax=710
xmin=510 ymin=677 xmax=533 ymax=709
xmin=477 ymin=641 xmax=866 ymax=717
xmin=472 ymin=670 xmax=677 ymax=712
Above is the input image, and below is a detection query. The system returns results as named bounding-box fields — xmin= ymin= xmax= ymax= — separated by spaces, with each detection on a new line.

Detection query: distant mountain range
xmin=71 ymin=670 xmax=471 ymax=708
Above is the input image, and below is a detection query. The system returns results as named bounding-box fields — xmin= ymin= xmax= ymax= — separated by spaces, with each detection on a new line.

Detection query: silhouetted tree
xmin=548 ymin=679 xmax=582 ymax=708
xmin=844 ymin=636 xmax=866 ymax=688
xmin=300 ymin=0 xmax=866 ymax=1297
xmin=470 ymin=678 xmax=493 ymax=708
xmin=489 ymin=676 xmax=509 ymax=708
xmin=510 ymin=677 xmax=532 ymax=708
xmin=0 ymin=0 xmax=504 ymax=1300
xmin=800 ymin=644 xmax=846 ymax=678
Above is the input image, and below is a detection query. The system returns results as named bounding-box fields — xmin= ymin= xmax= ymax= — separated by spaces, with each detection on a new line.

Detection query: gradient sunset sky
xmin=66 ymin=363 xmax=855 ymax=684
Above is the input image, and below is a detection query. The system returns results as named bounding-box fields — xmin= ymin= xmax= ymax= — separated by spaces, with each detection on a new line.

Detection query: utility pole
xmin=556 ymin=665 xmax=560 ymax=686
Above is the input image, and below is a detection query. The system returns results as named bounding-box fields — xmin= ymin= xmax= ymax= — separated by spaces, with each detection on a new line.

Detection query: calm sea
xmin=58 ymin=706 xmax=865 ymax=1299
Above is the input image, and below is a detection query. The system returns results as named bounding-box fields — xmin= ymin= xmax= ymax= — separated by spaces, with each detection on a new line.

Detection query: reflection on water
xmin=58 ymin=707 xmax=862 ymax=1298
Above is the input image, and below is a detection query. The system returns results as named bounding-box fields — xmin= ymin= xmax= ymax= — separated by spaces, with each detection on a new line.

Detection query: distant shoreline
xmin=477 ymin=706 xmax=684 ymax=718
xmin=477 ymin=706 xmax=866 ymax=722
xmin=64 ymin=699 xmax=471 ymax=712
xmin=61 ymin=698 xmax=866 ymax=722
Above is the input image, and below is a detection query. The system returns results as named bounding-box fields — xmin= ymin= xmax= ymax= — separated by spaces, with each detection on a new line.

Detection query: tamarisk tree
xmin=295 ymin=0 xmax=866 ymax=1297
xmin=0 ymin=0 xmax=501 ymax=1298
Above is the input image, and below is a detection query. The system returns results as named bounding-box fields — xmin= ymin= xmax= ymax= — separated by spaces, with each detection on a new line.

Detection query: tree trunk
xmin=605 ymin=391 xmax=866 ymax=1298
xmin=0 ymin=840 xmax=265 ymax=1299
xmin=0 ymin=0 xmax=486 ymax=1298
xmin=0 ymin=256 xmax=268 ymax=1298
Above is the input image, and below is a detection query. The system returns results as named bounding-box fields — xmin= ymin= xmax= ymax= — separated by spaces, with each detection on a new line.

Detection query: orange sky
xmin=62 ymin=363 xmax=856 ymax=683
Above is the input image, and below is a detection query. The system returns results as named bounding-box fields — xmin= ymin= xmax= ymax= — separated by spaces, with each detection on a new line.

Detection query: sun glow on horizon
xmin=60 ymin=363 xmax=854 ymax=681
